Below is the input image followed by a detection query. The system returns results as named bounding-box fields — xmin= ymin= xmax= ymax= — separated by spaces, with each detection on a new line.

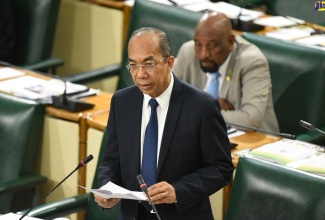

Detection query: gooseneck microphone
xmin=19 ymin=155 xmax=94 ymax=220
xmin=227 ymin=122 xmax=296 ymax=140
xmin=136 ymin=175 xmax=161 ymax=220
xmin=299 ymin=120 xmax=325 ymax=135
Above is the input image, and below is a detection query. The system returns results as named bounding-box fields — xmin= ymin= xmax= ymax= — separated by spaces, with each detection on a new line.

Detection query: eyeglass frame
xmin=126 ymin=57 xmax=167 ymax=73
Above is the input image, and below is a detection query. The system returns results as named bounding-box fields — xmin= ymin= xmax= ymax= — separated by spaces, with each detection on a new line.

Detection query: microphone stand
xmin=19 ymin=155 xmax=94 ymax=220
xmin=226 ymin=122 xmax=296 ymax=140
xmin=136 ymin=175 xmax=161 ymax=220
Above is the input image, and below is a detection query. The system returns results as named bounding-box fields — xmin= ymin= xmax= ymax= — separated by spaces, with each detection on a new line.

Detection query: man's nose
xmin=199 ymin=46 xmax=210 ymax=59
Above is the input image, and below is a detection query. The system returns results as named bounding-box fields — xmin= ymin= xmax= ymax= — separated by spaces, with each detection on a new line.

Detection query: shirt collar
xmin=143 ymin=72 xmax=174 ymax=109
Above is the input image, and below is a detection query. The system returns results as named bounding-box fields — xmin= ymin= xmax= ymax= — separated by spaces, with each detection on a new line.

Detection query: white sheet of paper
xmin=79 ymin=181 xmax=147 ymax=201
xmin=183 ymin=1 xmax=263 ymax=19
xmin=228 ymin=130 xmax=246 ymax=138
xmin=254 ymin=16 xmax=304 ymax=28
xmin=265 ymin=28 xmax=311 ymax=41
xmin=0 ymin=67 xmax=25 ymax=80
xmin=0 ymin=213 xmax=42 ymax=220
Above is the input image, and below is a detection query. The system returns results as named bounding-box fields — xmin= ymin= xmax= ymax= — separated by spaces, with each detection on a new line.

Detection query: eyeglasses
xmin=126 ymin=57 xmax=166 ymax=73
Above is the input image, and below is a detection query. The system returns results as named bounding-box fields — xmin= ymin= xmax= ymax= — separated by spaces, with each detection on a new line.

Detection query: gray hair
xmin=130 ymin=27 xmax=173 ymax=58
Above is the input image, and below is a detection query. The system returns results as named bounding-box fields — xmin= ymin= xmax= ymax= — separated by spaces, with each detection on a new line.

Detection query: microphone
xmin=299 ymin=120 xmax=325 ymax=135
xmin=136 ymin=175 xmax=161 ymax=220
xmin=51 ymin=77 xmax=95 ymax=112
xmin=230 ymin=3 xmax=264 ymax=32
xmin=19 ymin=155 xmax=94 ymax=220
xmin=226 ymin=122 xmax=296 ymax=140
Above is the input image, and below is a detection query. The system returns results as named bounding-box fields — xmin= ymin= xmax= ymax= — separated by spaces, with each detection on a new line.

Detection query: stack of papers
xmin=249 ymin=139 xmax=325 ymax=176
xmin=183 ymin=1 xmax=263 ymax=19
xmin=0 ymin=67 xmax=25 ymax=80
xmin=250 ymin=139 xmax=319 ymax=165
xmin=295 ymin=35 xmax=325 ymax=47
xmin=288 ymin=155 xmax=325 ymax=176
xmin=265 ymin=28 xmax=311 ymax=41
xmin=253 ymin=16 xmax=305 ymax=28
xmin=0 ymin=75 xmax=88 ymax=103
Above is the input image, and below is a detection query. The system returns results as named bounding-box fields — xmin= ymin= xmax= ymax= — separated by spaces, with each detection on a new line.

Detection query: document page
xmin=0 ymin=213 xmax=42 ymax=220
xmin=79 ymin=181 xmax=147 ymax=201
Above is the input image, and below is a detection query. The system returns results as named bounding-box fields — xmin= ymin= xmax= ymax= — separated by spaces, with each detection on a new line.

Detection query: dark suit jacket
xmin=99 ymin=75 xmax=234 ymax=220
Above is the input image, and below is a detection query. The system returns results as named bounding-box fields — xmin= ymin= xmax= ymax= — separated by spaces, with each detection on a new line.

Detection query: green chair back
xmin=242 ymin=33 xmax=325 ymax=138
xmin=0 ymin=93 xmax=45 ymax=213
xmin=117 ymin=0 xmax=201 ymax=90
xmin=85 ymin=128 xmax=119 ymax=219
xmin=11 ymin=0 xmax=63 ymax=72
xmin=225 ymin=156 xmax=325 ymax=220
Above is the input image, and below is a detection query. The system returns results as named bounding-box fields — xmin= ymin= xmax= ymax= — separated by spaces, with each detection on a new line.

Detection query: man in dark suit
xmin=95 ymin=27 xmax=234 ymax=220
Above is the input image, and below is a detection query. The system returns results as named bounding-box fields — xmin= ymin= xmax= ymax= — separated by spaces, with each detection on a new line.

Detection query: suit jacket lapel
xmin=129 ymin=88 xmax=144 ymax=174
xmin=157 ymin=76 xmax=183 ymax=175
xmin=220 ymin=38 xmax=239 ymax=98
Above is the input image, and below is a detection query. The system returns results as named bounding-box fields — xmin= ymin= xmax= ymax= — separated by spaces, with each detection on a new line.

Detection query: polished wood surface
xmin=230 ymin=132 xmax=280 ymax=166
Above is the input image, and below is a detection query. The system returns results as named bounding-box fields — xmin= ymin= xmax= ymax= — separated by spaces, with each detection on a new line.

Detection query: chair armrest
xmin=296 ymin=126 xmax=325 ymax=145
xmin=63 ymin=64 xmax=122 ymax=84
xmin=0 ymin=174 xmax=47 ymax=195
xmin=17 ymin=194 xmax=89 ymax=220
xmin=21 ymin=58 xmax=64 ymax=72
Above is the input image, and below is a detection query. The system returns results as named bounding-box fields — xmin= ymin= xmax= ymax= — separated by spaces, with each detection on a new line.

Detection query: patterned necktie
xmin=207 ymin=72 xmax=220 ymax=98
xmin=141 ymin=98 xmax=159 ymax=212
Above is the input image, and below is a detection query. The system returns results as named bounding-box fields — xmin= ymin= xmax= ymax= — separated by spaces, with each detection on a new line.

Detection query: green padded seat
xmin=11 ymin=0 xmax=64 ymax=73
xmin=0 ymin=93 xmax=47 ymax=213
xmin=242 ymin=32 xmax=325 ymax=144
xmin=64 ymin=0 xmax=201 ymax=90
xmin=18 ymin=128 xmax=119 ymax=220
xmin=226 ymin=156 xmax=325 ymax=220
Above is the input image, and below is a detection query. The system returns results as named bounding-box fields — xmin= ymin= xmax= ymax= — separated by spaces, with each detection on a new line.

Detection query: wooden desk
xmin=46 ymin=92 xmax=112 ymax=194
xmin=0 ymin=67 xmax=113 ymax=197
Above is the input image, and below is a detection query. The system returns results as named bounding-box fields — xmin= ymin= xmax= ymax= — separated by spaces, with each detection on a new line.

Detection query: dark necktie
xmin=141 ymin=98 xmax=159 ymax=212
xmin=207 ymin=71 xmax=220 ymax=98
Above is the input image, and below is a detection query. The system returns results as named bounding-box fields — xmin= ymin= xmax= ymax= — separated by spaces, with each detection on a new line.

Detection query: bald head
xmin=195 ymin=12 xmax=232 ymax=39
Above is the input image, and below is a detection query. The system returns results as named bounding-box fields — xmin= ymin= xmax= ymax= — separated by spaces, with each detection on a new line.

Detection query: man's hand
xmin=94 ymin=194 xmax=120 ymax=209
xmin=218 ymin=98 xmax=234 ymax=111
xmin=148 ymin=181 xmax=177 ymax=204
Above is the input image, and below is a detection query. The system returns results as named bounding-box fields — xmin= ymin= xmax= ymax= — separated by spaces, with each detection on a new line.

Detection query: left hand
xmin=147 ymin=181 xmax=176 ymax=204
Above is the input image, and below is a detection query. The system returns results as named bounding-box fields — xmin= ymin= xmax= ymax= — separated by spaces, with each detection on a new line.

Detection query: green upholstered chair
xmin=11 ymin=0 xmax=64 ymax=73
xmin=242 ymin=32 xmax=325 ymax=145
xmin=64 ymin=0 xmax=201 ymax=90
xmin=17 ymin=128 xmax=119 ymax=220
xmin=231 ymin=0 xmax=325 ymax=26
xmin=225 ymin=156 xmax=325 ymax=220
xmin=0 ymin=93 xmax=47 ymax=213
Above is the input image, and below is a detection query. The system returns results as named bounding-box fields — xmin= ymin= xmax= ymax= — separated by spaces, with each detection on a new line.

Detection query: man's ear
xmin=167 ymin=56 xmax=175 ymax=70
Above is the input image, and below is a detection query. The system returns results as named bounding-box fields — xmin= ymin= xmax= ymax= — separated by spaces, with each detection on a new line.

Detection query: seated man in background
xmin=172 ymin=11 xmax=279 ymax=132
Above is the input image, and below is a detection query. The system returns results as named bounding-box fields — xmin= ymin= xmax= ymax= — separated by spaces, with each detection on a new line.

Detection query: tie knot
xmin=212 ymin=71 xmax=219 ymax=78
xmin=149 ymin=98 xmax=159 ymax=110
